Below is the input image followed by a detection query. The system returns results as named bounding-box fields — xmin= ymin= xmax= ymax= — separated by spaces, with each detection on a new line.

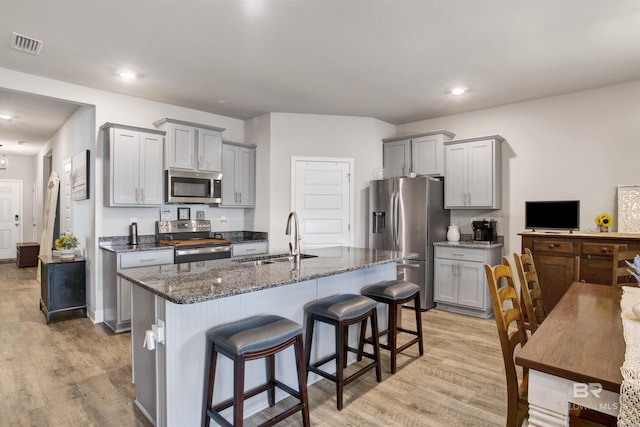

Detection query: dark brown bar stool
xmin=304 ymin=293 xmax=381 ymax=410
xmin=202 ymin=314 xmax=310 ymax=427
xmin=359 ymin=280 xmax=424 ymax=373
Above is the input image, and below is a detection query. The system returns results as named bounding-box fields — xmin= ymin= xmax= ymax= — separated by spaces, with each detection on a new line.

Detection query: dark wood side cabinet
xmin=520 ymin=232 xmax=640 ymax=312
xmin=17 ymin=242 xmax=39 ymax=267
xmin=39 ymin=255 xmax=87 ymax=324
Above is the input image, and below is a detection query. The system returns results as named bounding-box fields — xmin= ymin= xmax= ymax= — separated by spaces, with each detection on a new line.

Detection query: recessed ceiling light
xmin=218 ymin=99 xmax=227 ymax=104
xmin=119 ymin=70 xmax=136 ymax=80
xmin=450 ymin=87 xmax=467 ymax=96
xmin=0 ymin=114 xmax=13 ymax=121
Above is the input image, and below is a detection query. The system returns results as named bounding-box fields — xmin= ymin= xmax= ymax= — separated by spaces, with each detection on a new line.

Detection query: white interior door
xmin=0 ymin=180 xmax=23 ymax=259
xmin=292 ymin=158 xmax=353 ymax=251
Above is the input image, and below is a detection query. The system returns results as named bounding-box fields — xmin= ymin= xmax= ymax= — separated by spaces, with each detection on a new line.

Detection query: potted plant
xmin=55 ymin=233 xmax=79 ymax=261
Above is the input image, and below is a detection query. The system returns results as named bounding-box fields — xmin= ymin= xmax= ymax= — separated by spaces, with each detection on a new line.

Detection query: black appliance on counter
xmin=156 ymin=220 xmax=231 ymax=263
xmin=472 ymin=219 xmax=497 ymax=242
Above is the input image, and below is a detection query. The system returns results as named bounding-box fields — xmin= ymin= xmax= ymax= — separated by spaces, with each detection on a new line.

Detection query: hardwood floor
xmin=0 ymin=263 xmax=509 ymax=426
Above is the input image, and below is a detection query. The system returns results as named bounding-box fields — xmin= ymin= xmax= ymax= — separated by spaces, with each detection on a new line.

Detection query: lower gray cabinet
xmin=102 ymin=249 xmax=174 ymax=333
xmin=434 ymin=244 xmax=502 ymax=318
xmin=231 ymin=241 xmax=268 ymax=257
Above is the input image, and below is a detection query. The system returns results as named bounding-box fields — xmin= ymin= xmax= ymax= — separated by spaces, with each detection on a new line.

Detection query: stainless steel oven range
xmin=156 ymin=220 xmax=231 ymax=264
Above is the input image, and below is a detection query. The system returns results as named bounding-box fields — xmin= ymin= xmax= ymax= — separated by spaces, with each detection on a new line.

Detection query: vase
xmin=59 ymin=249 xmax=75 ymax=261
xmin=599 ymin=225 xmax=609 ymax=232
xmin=447 ymin=225 xmax=460 ymax=242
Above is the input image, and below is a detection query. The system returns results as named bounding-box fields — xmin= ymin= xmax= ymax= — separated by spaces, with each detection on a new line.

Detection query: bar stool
xmin=359 ymin=280 xmax=424 ymax=373
xmin=202 ymin=314 xmax=310 ymax=427
xmin=304 ymin=293 xmax=381 ymax=410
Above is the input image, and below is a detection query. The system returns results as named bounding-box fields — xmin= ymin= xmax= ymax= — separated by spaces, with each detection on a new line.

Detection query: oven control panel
xmin=157 ymin=220 xmax=211 ymax=234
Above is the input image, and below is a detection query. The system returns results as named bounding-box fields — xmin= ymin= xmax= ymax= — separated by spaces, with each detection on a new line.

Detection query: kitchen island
xmin=118 ymin=246 xmax=415 ymax=426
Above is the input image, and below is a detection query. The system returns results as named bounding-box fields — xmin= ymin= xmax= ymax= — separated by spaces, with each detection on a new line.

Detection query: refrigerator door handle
xmin=391 ymin=191 xmax=396 ymax=247
xmin=393 ymin=191 xmax=400 ymax=248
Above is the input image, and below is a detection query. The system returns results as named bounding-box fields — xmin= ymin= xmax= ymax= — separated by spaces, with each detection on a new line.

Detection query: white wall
xmin=249 ymin=112 xmax=395 ymax=253
xmin=0 ymin=67 xmax=248 ymax=322
xmin=0 ymin=154 xmax=37 ymax=242
xmin=397 ymin=80 xmax=640 ymax=256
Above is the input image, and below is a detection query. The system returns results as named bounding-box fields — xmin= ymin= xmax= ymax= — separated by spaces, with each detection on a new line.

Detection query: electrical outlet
xmin=130 ymin=217 xmax=137 ymax=224
xmin=220 ymin=216 xmax=227 ymax=223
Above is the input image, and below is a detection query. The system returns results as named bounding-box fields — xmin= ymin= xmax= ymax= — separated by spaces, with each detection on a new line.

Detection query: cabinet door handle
xmin=141 ymin=188 xmax=144 ymax=203
xmin=238 ymin=192 xmax=242 ymax=203
xmin=601 ymin=247 xmax=608 ymax=253
xmin=135 ymin=188 xmax=139 ymax=202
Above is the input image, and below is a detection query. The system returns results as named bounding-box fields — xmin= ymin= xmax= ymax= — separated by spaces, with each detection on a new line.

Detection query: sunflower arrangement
xmin=594 ymin=213 xmax=613 ymax=231
xmin=55 ymin=233 xmax=79 ymax=250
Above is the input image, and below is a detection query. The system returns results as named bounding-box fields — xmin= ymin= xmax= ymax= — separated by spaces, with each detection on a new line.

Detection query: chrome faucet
xmin=285 ymin=211 xmax=301 ymax=263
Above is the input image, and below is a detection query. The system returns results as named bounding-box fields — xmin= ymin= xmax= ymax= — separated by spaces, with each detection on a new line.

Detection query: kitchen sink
xmin=235 ymin=253 xmax=318 ymax=265
xmin=270 ymin=254 xmax=318 ymax=262
xmin=247 ymin=259 xmax=274 ymax=265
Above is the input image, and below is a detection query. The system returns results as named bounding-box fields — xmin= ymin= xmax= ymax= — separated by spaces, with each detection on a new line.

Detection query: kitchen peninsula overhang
xmin=117 ymin=246 xmax=417 ymax=304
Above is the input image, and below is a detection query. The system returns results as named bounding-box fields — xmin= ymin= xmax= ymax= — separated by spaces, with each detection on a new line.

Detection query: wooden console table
xmin=520 ymin=231 xmax=640 ymax=311
xmin=39 ymin=255 xmax=87 ymax=324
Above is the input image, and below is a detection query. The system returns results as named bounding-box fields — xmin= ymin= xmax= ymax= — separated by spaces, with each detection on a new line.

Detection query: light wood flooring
xmin=0 ymin=263 xmax=509 ymax=426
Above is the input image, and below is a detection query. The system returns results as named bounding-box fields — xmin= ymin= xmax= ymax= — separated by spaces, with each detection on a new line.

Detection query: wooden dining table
xmin=515 ymin=281 xmax=624 ymax=426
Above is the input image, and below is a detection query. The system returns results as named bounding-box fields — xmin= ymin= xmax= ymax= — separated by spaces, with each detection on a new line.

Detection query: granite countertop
xmin=117 ymin=246 xmax=417 ymax=305
xmin=434 ymin=240 xmax=504 ymax=249
xmin=100 ymin=242 xmax=174 ymax=253
xmin=99 ymin=230 xmax=268 ymax=253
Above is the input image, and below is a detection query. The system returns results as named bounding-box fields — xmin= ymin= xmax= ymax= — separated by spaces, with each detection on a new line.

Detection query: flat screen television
xmin=525 ymin=200 xmax=580 ymax=231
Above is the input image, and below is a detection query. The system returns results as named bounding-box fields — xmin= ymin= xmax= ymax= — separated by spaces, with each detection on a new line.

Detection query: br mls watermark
xmin=571 ymin=383 xmax=619 ymax=412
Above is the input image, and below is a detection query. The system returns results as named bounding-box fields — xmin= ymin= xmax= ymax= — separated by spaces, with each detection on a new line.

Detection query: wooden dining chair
xmin=611 ymin=245 xmax=640 ymax=286
xmin=513 ymin=249 xmax=546 ymax=334
xmin=485 ymin=258 xmax=529 ymax=427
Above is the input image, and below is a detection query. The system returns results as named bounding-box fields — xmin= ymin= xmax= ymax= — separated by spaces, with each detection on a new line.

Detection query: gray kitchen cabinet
xmin=382 ymin=131 xmax=455 ymax=178
xmin=102 ymin=123 xmax=165 ymax=207
xmin=443 ymin=135 xmax=503 ymax=209
xmin=102 ymin=248 xmax=174 ymax=333
xmin=231 ymin=241 xmax=268 ymax=257
xmin=434 ymin=244 xmax=502 ymax=318
xmin=154 ymin=118 xmax=225 ymax=172
xmin=221 ymin=141 xmax=256 ymax=207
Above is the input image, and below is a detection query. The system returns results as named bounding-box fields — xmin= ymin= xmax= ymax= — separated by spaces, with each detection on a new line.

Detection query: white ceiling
xmin=1 ymin=0 xmax=639 ymax=156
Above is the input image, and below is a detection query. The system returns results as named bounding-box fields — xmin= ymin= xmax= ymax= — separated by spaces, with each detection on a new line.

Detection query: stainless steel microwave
xmin=166 ymin=169 xmax=222 ymax=204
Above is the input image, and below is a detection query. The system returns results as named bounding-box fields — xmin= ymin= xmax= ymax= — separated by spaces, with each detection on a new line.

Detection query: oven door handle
xmin=175 ymin=246 xmax=232 ymax=257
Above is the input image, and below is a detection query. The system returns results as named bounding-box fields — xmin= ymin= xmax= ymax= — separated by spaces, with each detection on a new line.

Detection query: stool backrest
xmin=612 ymin=245 xmax=640 ymax=286
xmin=484 ymin=258 xmax=528 ymax=426
xmin=513 ymin=248 xmax=546 ymax=333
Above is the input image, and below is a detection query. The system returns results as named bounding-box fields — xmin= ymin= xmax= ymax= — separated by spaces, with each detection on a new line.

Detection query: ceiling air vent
xmin=11 ymin=32 xmax=43 ymax=55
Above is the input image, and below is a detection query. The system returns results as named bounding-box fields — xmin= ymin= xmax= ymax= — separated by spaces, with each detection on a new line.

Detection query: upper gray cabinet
xmin=443 ymin=135 xmax=504 ymax=209
xmin=102 ymin=123 xmax=165 ymax=207
xmin=382 ymin=131 xmax=455 ymax=178
xmin=154 ymin=118 xmax=225 ymax=172
xmin=221 ymin=141 xmax=256 ymax=207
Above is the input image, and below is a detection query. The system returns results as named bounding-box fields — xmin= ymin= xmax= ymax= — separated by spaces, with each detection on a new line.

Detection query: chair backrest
xmin=612 ymin=245 xmax=640 ymax=286
xmin=484 ymin=258 xmax=528 ymax=419
xmin=514 ymin=249 xmax=547 ymax=333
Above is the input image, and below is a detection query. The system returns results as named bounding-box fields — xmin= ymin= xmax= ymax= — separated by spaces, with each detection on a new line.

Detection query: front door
xmin=292 ymin=158 xmax=353 ymax=251
xmin=0 ymin=180 xmax=22 ymax=259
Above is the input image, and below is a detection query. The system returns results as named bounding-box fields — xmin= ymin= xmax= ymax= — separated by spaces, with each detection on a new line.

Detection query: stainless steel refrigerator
xmin=369 ymin=176 xmax=450 ymax=309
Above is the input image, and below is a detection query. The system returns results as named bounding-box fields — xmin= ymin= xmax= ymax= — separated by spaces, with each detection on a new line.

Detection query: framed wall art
xmin=72 ymin=149 xmax=90 ymax=201
xmin=617 ymin=185 xmax=640 ymax=233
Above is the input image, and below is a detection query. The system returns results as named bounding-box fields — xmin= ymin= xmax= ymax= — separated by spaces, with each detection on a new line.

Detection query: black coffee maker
xmin=472 ymin=219 xmax=497 ymax=242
